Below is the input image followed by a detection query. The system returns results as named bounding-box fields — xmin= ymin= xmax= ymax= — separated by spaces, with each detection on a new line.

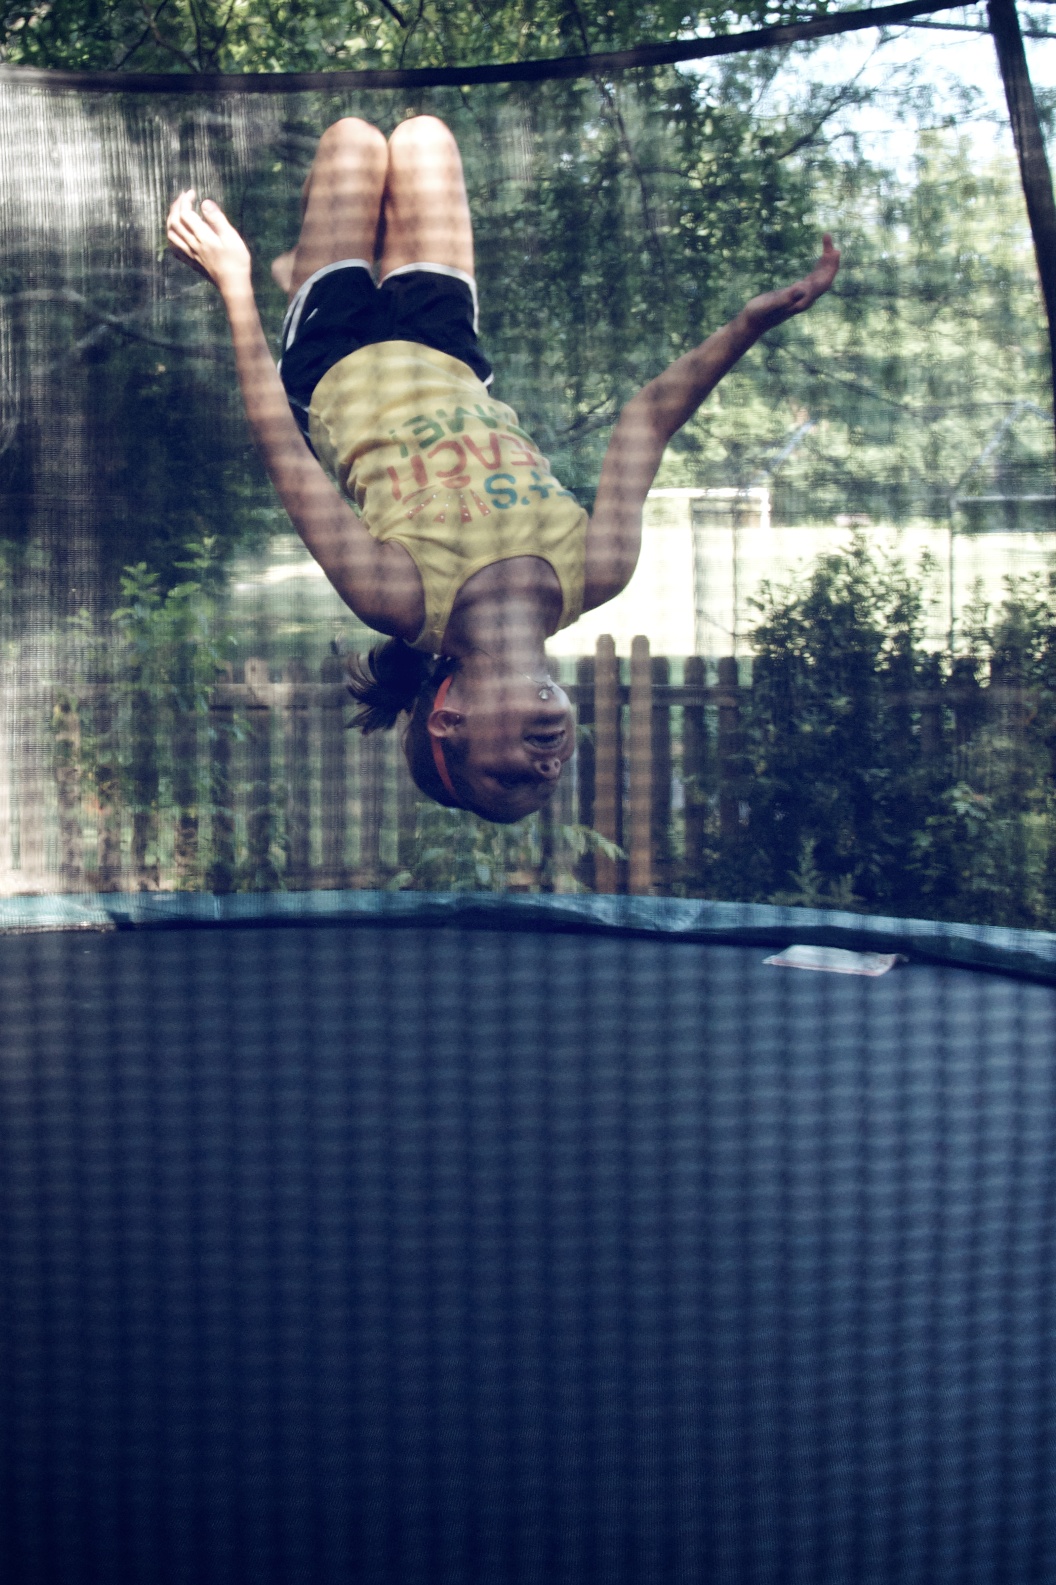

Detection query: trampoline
xmin=3 ymin=891 xmax=1056 ymax=1585
xmin=4 ymin=1 xmax=1056 ymax=1578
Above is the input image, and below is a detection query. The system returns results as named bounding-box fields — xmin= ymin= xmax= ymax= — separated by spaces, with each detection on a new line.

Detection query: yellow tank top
xmin=308 ymin=341 xmax=588 ymax=654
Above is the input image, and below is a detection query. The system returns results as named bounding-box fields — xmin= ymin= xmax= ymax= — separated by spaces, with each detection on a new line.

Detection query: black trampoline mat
xmin=3 ymin=922 xmax=1056 ymax=1584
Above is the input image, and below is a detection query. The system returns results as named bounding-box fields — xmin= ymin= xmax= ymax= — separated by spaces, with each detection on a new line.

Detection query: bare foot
xmin=270 ymin=173 xmax=314 ymax=296
xmin=742 ymin=235 xmax=840 ymax=334
xmin=271 ymin=248 xmax=296 ymax=294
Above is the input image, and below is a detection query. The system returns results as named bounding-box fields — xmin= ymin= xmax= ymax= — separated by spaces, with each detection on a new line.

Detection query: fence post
xmin=319 ymin=656 xmax=348 ymax=889
xmin=650 ymin=653 xmax=673 ymax=895
xmin=682 ymin=655 xmax=708 ymax=892
xmin=628 ymin=636 xmax=653 ymax=896
xmin=130 ymin=681 xmax=159 ymax=891
xmin=93 ymin=682 xmax=122 ymax=891
xmin=395 ymin=740 xmax=418 ymax=879
xmin=244 ymin=657 xmax=275 ymax=890
xmin=574 ymin=654 xmax=596 ymax=890
xmin=208 ymin=673 xmax=236 ymax=894
xmin=717 ymin=656 xmax=742 ymax=844
xmin=284 ymin=658 xmax=311 ymax=889
xmin=537 ymin=792 xmax=555 ymax=892
xmin=0 ymin=662 xmax=12 ymax=891
xmin=171 ymin=689 xmax=199 ymax=890
xmin=52 ymin=694 xmax=84 ymax=891
xmin=547 ymin=673 xmax=578 ymax=891
xmin=15 ymin=666 xmax=49 ymax=891
xmin=992 ymin=653 xmax=1031 ymax=923
xmin=357 ymin=730 xmax=384 ymax=887
xmin=593 ymin=635 xmax=621 ymax=893
xmin=1046 ymin=693 xmax=1056 ymax=924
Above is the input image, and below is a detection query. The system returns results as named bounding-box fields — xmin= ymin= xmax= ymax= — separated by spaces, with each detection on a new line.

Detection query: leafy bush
xmin=727 ymin=538 xmax=1056 ymax=928
xmin=391 ymin=803 xmax=622 ymax=894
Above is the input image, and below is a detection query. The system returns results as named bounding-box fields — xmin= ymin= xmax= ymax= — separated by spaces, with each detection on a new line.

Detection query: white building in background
xmin=545 ymin=487 xmax=1056 ymax=660
xmin=242 ymin=487 xmax=1056 ymax=662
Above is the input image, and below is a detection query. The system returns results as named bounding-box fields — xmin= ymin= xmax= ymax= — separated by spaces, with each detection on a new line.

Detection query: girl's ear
xmin=426 ymin=707 xmax=463 ymax=739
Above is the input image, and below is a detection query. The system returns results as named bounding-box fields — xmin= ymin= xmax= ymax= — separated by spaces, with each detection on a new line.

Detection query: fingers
xmin=173 ymin=190 xmax=210 ymax=240
xmin=166 ymin=189 xmax=224 ymax=250
xmin=166 ymin=190 xmax=201 ymax=253
xmin=200 ymin=196 xmax=231 ymax=232
xmin=166 ymin=189 xmax=218 ymax=280
xmin=167 ymin=188 xmax=198 ymax=229
xmin=789 ymin=235 xmax=840 ymax=313
xmin=815 ymin=233 xmax=840 ymax=281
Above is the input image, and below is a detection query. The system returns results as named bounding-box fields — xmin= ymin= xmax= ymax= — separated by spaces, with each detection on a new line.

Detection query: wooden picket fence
xmin=0 ymin=634 xmax=1040 ymax=898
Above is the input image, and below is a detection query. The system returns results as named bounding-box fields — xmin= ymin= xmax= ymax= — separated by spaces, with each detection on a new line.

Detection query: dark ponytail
xmin=346 ymin=642 xmax=479 ymax=814
xmin=345 ymin=638 xmax=434 ymax=734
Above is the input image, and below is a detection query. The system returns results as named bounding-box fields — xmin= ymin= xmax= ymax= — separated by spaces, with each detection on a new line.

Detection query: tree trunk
xmin=989 ymin=0 xmax=1056 ymax=461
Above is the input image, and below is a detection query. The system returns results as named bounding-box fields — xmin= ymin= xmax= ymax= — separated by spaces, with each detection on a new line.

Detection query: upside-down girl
xmin=166 ymin=114 xmax=838 ymax=823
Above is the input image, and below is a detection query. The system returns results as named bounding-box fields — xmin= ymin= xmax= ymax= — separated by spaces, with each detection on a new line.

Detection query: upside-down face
xmin=429 ymin=674 xmax=576 ymax=824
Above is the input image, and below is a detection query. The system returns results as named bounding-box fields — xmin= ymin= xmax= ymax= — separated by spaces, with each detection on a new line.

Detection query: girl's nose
xmin=536 ymin=757 xmax=562 ymax=781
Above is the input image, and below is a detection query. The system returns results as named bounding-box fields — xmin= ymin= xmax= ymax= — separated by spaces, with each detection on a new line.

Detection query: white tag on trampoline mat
xmin=764 ymin=944 xmax=906 ymax=976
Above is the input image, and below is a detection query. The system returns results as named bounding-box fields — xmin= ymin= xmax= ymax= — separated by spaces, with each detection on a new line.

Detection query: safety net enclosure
xmin=5 ymin=6 xmax=1056 ymax=1584
xmin=0 ymin=2 xmax=1055 ymax=919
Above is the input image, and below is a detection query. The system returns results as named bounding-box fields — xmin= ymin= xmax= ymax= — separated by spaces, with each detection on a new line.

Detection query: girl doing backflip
xmin=166 ymin=115 xmax=838 ymax=823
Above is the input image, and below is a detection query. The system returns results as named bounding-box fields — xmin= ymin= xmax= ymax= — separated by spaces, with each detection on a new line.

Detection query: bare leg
xmin=272 ymin=118 xmax=388 ymax=301
xmin=270 ymin=172 xmax=311 ymax=294
xmin=377 ymin=116 xmax=475 ymax=280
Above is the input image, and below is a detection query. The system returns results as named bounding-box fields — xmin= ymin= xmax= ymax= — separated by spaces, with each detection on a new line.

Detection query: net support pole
xmin=988 ymin=0 xmax=1056 ymax=459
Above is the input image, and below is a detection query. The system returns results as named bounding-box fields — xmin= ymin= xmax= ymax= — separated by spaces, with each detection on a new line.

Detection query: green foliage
xmin=107 ymin=534 xmax=232 ymax=696
xmin=0 ymin=1 xmax=849 ymax=75
xmin=659 ymin=134 xmax=1053 ymax=516
xmin=7 ymin=2 xmax=1044 ymax=607
xmin=464 ymin=61 xmax=819 ymax=501
xmin=721 ymin=540 xmax=1056 ymax=929
xmin=8 ymin=1 xmax=1056 ymax=925
xmin=59 ymin=536 xmax=236 ymax=878
xmin=392 ymin=801 xmax=622 ymax=892
xmin=0 ymin=0 xmax=403 ymax=72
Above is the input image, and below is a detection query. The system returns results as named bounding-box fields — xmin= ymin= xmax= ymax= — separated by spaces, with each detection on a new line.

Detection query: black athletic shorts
xmin=278 ymin=261 xmax=494 ymax=442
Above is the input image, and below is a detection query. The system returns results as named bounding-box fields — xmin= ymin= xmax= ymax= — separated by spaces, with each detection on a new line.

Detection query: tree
xmin=1 ymin=15 xmax=885 ymax=605
xmin=0 ymin=1 xmax=873 ymax=75
xmin=655 ymin=131 xmax=1054 ymax=518
xmin=731 ymin=539 xmax=1056 ymax=929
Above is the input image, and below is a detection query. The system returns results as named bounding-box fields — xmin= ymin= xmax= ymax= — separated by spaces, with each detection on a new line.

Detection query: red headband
xmin=430 ymin=673 xmax=461 ymax=804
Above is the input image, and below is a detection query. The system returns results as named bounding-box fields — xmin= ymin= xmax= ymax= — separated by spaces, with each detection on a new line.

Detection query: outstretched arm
xmin=165 ymin=191 xmax=422 ymax=638
xmin=581 ymin=237 xmax=840 ymax=612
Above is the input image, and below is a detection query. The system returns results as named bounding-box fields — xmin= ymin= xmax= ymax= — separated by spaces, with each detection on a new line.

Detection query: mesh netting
xmin=0 ymin=41 xmax=1053 ymax=916
xmin=3 ymin=27 xmax=1056 ymax=1585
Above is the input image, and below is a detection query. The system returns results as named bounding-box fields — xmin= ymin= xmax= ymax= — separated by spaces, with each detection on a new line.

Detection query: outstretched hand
xmin=741 ymin=235 xmax=840 ymax=335
xmin=166 ymin=190 xmax=252 ymax=299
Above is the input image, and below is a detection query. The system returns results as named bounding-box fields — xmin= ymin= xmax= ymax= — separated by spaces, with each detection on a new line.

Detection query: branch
xmin=398 ymin=0 xmax=428 ymax=68
xmin=2 ymin=288 xmax=229 ymax=363
xmin=1 ymin=0 xmax=975 ymax=92
xmin=135 ymin=0 xmax=198 ymax=71
xmin=554 ymin=404 xmax=620 ymax=442
xmin=565 ymin=0 xmax=669 ymax=288
xmin=776 ymin=80 xmax=875 ymax=160
xmin=187 ymin=0 xmax=207 ymax=71
xmin=777 ymin=351 xmax=922 ymax=412
xmin=112 ymin=0 xmax=171 ymax=70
